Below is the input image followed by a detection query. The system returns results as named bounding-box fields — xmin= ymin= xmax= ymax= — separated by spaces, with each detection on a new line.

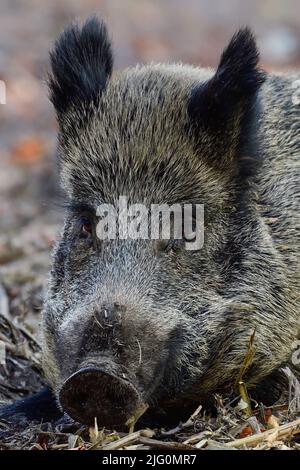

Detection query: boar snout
xmin=59 ymin=367 xmax=142 ymax=426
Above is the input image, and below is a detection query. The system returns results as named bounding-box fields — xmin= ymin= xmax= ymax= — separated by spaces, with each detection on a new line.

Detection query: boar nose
xmin=59 ymin=367 xmax=141 ymax=426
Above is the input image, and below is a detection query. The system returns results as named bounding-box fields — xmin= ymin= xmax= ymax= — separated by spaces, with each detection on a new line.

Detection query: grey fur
xmin=43 ymin=18 xmax=300 ymax=422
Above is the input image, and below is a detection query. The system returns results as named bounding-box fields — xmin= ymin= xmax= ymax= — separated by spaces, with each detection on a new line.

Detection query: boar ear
xmin=48 ymin=17 xmax=113 ymax=115
xmin=188 ymin=28 xmax=265 ymax=131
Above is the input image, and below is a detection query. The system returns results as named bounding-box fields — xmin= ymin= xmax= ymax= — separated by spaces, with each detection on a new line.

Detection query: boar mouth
xmin=59 ymin=367 xmax=143 ymax=427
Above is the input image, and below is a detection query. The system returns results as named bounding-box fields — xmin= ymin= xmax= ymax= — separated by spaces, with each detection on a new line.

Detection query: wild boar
xmin=1 ymin=17 xmax=299 ymax=427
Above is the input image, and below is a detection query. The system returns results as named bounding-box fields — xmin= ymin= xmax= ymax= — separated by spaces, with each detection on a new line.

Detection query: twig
xmin=0 ymin=282 xmax=10 ymax=320
xmin=16 ymin=324 xmax=42 ymax=349
xmin=161 ymin=404 xmax=202 ymax=436
xmin=100 ymin=429 xmax=154 ymax=450
xmin=189 ymin=404 xmax=203 ymax=420
xmin=51 ymin=443 xmax=69 ymax=450
xmin=226 ymin=417 xmax=300 ymax=448
xmin=183 ymin=431 xmax=212 ymax=445
xmin=138 ymin=437 xmax=197 ymax=450
xmin=0 ymin=333 xmax=17 ymax=353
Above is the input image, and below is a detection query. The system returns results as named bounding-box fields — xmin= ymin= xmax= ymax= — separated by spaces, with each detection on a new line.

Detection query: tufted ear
xmin=48 ymin=16 xmax=113 ymax=116
xmin=188 ymin=28 xmax=265 ymax=136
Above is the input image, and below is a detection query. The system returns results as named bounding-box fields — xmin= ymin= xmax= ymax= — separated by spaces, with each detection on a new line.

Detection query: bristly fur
xmin=217 ymin=28 xmax=266 ymax=93
xmin=48 ymin=16 xmax=113 ymax=115
xmin=44 ymin=20 xmax=299 ymax=422
xmin=188 ymin=28 xmax=266 ymax=127
xmin=188 ymin=28 xmax=266 ymax=171
xmin=3 ymin=19 xmax=298 ymax=427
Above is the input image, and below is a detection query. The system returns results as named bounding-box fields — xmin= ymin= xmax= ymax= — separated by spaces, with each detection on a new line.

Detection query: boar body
xmin=1 ymin=19 xmax=299 ymax=426
xmin=43 ymin=20 xmax=300 ymax=424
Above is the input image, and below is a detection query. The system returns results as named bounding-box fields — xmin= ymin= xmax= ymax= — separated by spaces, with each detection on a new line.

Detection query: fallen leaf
xmin=11 ymin=136 xmax=45 ymax=164
xmin=239 ymin=426 xmax=253 ymax=438
xmin=267 ymin=415 xmax=280 ymax=429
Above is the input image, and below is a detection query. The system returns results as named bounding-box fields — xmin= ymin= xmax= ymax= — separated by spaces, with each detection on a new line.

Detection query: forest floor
xmin=1 ymin=308 xmax=300 ymax=450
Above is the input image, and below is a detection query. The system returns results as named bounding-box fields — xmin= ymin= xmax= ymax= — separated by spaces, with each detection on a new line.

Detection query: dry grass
xmin=1 ymin=308 xmax=300 ymax=450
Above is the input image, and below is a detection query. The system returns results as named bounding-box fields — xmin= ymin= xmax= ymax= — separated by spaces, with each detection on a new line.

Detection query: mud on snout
xmin=48 ymin=303 xmax=192 ymax=427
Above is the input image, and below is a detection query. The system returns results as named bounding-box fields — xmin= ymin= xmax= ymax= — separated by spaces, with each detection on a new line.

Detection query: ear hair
xmin=188 ymin=27 xmax=266 ymax=130
xmin=48 ymin=16 xmax=113 ymax=115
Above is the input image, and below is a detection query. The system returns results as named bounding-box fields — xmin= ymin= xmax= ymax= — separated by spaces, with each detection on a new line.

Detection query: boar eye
xmin=155 ymin=239 xmax=179 ymax=254
xmin=79 ymin=219 xmax=93 ymax=239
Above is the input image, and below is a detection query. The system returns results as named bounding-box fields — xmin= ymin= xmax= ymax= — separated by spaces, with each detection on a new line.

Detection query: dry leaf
xmin=235 ymin=329 xmax=256 ymax=417
xmin=267 ymin=415 xmax=280 ymax=429
xmin=11 ymin=136 xmax=45 ymax=164
xmin=125 ymin=402 xmax=149 ymax=433
xmin=239 ymin=426 xmax=253 ymax=438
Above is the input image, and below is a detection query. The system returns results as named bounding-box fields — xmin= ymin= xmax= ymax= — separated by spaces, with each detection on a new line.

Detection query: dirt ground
xmin=1 ymin=0 xmax=300 ymax=450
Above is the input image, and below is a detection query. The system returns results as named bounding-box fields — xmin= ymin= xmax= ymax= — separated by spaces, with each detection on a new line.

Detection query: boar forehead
xmin=58 ymin=65 xmax=232 ymax=207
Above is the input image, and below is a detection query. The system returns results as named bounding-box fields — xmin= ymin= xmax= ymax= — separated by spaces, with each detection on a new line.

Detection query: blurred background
xmin=1 ymin=0 xmax=300 ymax=342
